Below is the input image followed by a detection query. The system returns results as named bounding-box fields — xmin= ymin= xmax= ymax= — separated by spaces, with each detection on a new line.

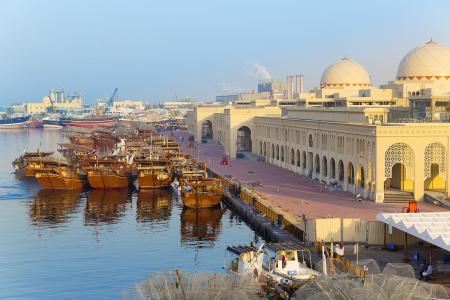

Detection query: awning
xmin=376 ymin=212 xmax=450 ymax=251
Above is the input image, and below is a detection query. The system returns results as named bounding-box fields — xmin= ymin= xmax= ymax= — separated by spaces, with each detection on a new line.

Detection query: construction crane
xmin=100 ymin=88 xmax=118 ymax=116
xmin=48 ymin=94 xmax=56 ymax=113
xmin=107 ymin=88 xmax=119 ymax=107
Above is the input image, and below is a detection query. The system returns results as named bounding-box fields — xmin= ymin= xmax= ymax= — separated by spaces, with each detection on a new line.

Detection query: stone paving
xmin=172 ymin=131 xmax=446 ymax=221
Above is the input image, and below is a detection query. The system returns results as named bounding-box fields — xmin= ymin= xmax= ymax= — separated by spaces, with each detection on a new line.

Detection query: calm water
xmin=0 ymin=129 xmax=259 ymax=299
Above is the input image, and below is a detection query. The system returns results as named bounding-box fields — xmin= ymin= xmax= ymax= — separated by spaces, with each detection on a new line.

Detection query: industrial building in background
xmin=24 ymin=89 xmax=83 ymax=114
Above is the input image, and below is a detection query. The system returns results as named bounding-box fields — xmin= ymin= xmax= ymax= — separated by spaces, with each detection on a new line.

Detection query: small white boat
xmin=225 ymin=242 xmax=319 ymax=285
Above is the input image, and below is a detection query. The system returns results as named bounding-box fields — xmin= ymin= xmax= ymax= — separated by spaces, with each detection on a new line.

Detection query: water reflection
xmin=84 ymin=189 xmax=129 ymax=225
xmin=180 ymin=206 xmax=223 ymax=248
xmin=1 ymin=129 xmax=264 ymax=299
xmin=137 ymin=189 xmax=172 ymax=223
xmin=30 ymin=190 xmax=82 ymax=227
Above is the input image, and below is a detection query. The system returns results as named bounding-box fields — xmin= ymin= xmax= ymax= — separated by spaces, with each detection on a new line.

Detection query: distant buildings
xmin=163 ymin=98 xmax=197 ymax=109
xmin=103 ymin=99 xmax=146 ymax=116
xmin=216 ymin=95 xmax=239 ymax=104
xmin=217 ymin=74 xmax=304 ymax=107
xmin=112 ymin=99 xmax=145 ymax=110
xmin=7 ymin=103 xmax=26 ymax=114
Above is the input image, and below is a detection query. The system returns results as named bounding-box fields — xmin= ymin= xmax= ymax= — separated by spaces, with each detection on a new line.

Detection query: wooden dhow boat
xmin=87 ymin=168 xmax=130 ymax=189
xmin=179 ymin=164 xmax=223 ymax=209
xmin=35 ymin=167 xmax=86 ymax=190
xmin=134 ymin=158 xmax=173 ymax=190
xmin=86 ymin=158 xmax=131 ymax=189
xmin=12 ymin=151 xmax=54 ymax=176
xmin=180 ymin=177 xmax=223 ymax=208
xmin=68 ymin=133 xmax=96 ymax=149
xmin=57 ymin=143 xmax=95 ymax=159
xmin=171 ymin=163 xmax=203 ymax=196
xmin=23 ymin=159 xmax=67 ymax=177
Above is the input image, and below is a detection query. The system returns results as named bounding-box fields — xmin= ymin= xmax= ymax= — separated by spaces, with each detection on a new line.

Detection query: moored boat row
xmin=1 ymin=115 xmax=118 ymax=129
xmin=12 ymin=126 xmax=224 ymax=208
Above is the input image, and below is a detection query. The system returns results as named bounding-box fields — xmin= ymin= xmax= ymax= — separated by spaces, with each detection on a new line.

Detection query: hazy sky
xmin=1 ymin=0 xmax=450 ymax=105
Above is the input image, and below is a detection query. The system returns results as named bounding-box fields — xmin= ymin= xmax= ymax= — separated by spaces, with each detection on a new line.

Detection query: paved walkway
xmin=172 ymin=131 xmax=446 ymax=221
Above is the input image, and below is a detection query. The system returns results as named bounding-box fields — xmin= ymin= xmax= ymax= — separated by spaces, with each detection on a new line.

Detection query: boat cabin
xmin=263 ymin=242 xmax=318 ymax=281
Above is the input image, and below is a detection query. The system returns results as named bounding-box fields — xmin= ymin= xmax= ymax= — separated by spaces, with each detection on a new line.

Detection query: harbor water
xmin=0 ymin=129 xmax=260 ymax=299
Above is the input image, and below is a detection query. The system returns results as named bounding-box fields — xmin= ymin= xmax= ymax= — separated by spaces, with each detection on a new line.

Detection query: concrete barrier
xmin=222 ymin=190 xmax=296 ymax=242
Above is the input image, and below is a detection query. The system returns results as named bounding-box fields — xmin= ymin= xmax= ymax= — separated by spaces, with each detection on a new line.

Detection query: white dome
xmin=397 ymin=40 xmax=450 ymax=80
xmin=320 ymin=58 xmax=371 ymax=88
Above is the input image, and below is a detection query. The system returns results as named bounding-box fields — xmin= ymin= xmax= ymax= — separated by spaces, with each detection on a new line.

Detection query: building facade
xmin=254 ymin=108 xmax=450 ymax=202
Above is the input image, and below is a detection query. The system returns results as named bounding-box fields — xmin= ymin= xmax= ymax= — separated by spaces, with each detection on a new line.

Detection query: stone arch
xmin=276 ymin=145 xmax=280 ymax=160
xmin=424 ymin=142 xmax=446 ymax=191
xmin=263 ymin=142 xmax=267 ymax=157
xmin=384 ymin=143 xmax=415 ymax=191
xmin=291 ymin=148 xmax=295 ymax=165
xmin=322 ymin=156 xmax=328 ymax=177
xmin=315 ymin=154 xmax=320 ymax=175
xmin=338 ymin=160 xmax=344 ymax=182
xmin=201 ymin=120 xmax=213 ymax=139
xmin=281 ymin=146 xmax=285 ymax=162
xmin=236 ymin=126 xmax=252 ymax=153
xmin=272 ymin=144 xmax=275 ymax=159
xmin=347 ymin=162 xmax=355 ymax=185
xmin=357 ymin=164 xmax=365 ymax=188
xmin=259 ymin=141 xmax=263 ymax=155
xmin=296 ymin=149 xmax=301 ymax=167
xmin=330 ymin=158 xmax=336 ymax=179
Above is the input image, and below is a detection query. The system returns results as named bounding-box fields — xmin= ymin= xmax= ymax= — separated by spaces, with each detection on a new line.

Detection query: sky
xmin=0 ymin=0 xmax=450 ymax=105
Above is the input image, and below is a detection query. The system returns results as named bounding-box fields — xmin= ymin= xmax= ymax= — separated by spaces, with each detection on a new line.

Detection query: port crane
xmin=98 ymin=88 xmax=118 ymax=116
xmin=108 ymin=88 xmax=119 ymax=107
xmin=48 ymin=94 xmax=56 ymax=113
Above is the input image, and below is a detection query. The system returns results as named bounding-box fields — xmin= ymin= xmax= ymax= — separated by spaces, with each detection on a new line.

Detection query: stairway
xmin=383 ymin=189 xmax=414 ymax=204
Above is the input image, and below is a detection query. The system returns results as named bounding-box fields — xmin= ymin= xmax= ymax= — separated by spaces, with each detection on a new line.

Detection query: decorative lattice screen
xmin=384 ymin=143 xmax=415 ymax=179
xmin=424 ymin=143 xmax=446 ymax=178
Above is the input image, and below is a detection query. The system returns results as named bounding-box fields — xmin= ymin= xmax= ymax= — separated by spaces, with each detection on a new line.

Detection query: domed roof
xmin=320 ymin=58 xmax=371 ymax=88
xmin=397 ymin=39 xmax=450 ymax=80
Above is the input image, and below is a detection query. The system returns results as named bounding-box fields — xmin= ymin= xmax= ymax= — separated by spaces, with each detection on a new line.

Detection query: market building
xmin=187 ymin=40 xmax=450 ymax=203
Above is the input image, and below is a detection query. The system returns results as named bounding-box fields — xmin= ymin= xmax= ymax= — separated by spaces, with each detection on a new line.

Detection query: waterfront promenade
xmin=174 ymin=131 xmax=446 ymax=222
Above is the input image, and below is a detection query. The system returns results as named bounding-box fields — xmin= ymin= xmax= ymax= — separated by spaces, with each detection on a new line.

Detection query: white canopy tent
xmin=376 ymin=212 xmax=450 ymax=252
